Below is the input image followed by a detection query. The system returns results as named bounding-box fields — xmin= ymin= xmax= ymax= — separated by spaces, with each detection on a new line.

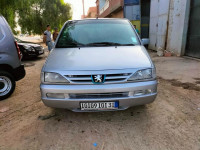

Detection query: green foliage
xmin=0 ymin=0 xmax=72 ymax=35
xmin=0 ymin=0 xmax=18 ymax=34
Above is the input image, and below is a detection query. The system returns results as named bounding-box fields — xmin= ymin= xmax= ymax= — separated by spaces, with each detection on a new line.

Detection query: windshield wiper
xmin=56 ymin=42 xmax=136 ymax=48
xmin=120 ymin=43 xmax=135 ymax=46
xmin=56 ymin=41 xmax=85 ymax=48
xmin=68 ymin=41 xmax=85 ymax=47
xmin=86 ymin=42 xmax=135 ymax=46
xmin=86 ymin=42 xmax=121 ymax=46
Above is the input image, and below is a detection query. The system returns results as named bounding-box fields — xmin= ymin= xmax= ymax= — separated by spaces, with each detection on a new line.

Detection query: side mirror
xmin=141 ymin=38 xmax=150 ymax=45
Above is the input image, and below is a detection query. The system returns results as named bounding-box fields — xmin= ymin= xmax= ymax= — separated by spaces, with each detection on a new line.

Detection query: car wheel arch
xmin=0 ymin=64 xmax=15 ymax=79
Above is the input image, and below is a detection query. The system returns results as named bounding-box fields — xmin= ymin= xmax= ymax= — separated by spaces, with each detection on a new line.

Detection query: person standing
xmin=43 ymin=25 xmax=53 ymax=51
xmin=53 ymin=27 xmax=59 ymax=41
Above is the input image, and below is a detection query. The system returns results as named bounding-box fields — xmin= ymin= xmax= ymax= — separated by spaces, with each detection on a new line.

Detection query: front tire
xmin=0 ymin=71 xmax=16 ymax=100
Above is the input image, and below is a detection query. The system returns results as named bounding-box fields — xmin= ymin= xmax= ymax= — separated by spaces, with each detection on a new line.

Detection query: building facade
xmin=96 ymin=0 xmax=124 ymax=18
xmin=149 ymin=0 xmax=200 ymax=58
xmin=85 ymin=7 xmax=97 ymax=18
xmin=96 ymin=0 xmax=200 ymax=58
xmin=96 ymin=0 xmax=151 ymax=38
xmin=124 ymin=0 xmax=150 ymax=38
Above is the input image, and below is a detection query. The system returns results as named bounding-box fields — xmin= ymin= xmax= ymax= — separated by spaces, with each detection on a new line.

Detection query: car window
xmin=0 ymin=26 xmax=5 ymax=41
xmin=56 ymin=20 xmax=140 ymax=48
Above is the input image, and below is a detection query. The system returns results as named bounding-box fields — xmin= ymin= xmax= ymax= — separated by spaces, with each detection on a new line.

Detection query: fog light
xmin=134 ymin=90 xmax=145 ymax=96
xmin=46 ymin=93 xmax=65 ymax=99
xmin=145 ymin=89 xmax=152 ymax=94
xmin=134 ymin=89 xmax=152 ymax=96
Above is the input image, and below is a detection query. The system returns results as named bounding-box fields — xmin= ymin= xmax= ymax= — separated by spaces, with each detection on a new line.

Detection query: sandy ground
xmin=0 ymin=49 xmax=200 ymax=150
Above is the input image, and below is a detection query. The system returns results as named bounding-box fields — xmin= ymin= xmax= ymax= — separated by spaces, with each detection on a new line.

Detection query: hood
xmin=43 ymin=46 xmax=152 ymax=71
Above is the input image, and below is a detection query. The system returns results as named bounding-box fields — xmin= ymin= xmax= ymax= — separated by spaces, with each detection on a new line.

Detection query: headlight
xmin=23 ymin=45 xmax=31 ymax=49
xmin=31 ymin=47 xmax=35 ymax=52
xmin=23 ymin=45 xmax=35 ymax=51
xmin=128 ymin=68 xmax=156 ymax=81
xmin=41 ymin=72 xmax=69 ymax=83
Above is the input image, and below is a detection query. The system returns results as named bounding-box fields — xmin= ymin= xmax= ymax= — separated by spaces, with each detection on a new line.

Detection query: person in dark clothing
xmin=53 ymin=27 xmax=59 ymax=41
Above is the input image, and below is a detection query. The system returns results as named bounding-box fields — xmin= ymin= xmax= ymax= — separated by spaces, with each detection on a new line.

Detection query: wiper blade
xmin=120 ymin=44 xmax=135 ymax=46
xmin=56 ymin=42 xmax=136 ymax=48
xmin=68 ymin=41 xmax=85 ymax=47
xmin=57 ymin=41 xmax=85 ymax=48
xmin=86 ymin=42 xmax=135 ymax=46
xmin=87 ymin=42 xmax=122 ymax=46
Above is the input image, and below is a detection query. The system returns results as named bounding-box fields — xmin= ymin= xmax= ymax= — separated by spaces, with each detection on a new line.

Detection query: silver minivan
xmin=0 ymin=16 xmax=25 ymax=100
xmin=40 ymin=19 xmax=157 ymax=112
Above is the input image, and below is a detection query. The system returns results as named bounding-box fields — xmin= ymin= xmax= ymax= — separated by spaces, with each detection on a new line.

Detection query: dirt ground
xmin=0 ymin=49 xmax=200 ymax=150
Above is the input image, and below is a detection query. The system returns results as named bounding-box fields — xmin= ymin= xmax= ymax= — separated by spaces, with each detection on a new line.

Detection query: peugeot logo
xmin=91 ymin=75 xmax=106 ymax=84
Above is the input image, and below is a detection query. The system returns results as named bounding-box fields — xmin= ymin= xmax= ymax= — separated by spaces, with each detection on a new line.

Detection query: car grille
xmin=69 ymin=92 xmax=129 ymax=99
xmin=65 ymin=73 xmax=132 ymax=84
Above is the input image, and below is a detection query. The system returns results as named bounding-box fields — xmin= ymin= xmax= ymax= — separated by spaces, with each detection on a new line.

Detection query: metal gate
xmin=185 ymin=0 xmax=200 ymax=58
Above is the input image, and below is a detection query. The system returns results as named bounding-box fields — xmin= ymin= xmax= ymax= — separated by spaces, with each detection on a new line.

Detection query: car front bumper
xmin=23 ymin=49 xmax=44 ymax=58
xmin=40 ymin=80 xmax=157 ymax=112
xmin=35 ymin=49 xmax=44 ymax=55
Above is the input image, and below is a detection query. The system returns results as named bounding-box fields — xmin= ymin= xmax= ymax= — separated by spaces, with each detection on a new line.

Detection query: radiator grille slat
xmin=65 ymin=73 xmax=132 ymax=84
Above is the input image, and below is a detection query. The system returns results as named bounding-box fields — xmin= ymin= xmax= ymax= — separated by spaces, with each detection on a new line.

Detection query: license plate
xmin=39 ymin=51 xmax=43 ymax=54
xmin=80 ymin=101 xmax=119 ymax=110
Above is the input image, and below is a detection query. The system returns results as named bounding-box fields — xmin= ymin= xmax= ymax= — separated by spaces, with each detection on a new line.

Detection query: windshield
xmin=56 ymin=20 xmax=140 ymax=48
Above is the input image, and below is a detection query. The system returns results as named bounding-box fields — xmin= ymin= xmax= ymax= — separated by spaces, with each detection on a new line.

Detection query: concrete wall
xmin=166 ymin=0 xmax=189 ymax=55
xmin=149 ymin=0 xmax=190 ymax=56
xmin=149 ymin=0 xmax=170 ymax=50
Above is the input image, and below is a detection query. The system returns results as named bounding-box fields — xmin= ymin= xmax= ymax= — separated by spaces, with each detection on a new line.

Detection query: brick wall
xmin=98 ymin=0 xmax=124 ymax=18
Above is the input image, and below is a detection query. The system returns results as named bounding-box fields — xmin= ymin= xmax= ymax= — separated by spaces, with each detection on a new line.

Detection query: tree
xmin=0 ymin=0 xmax=72 ymax=35
xmin=0 ymin=0 xmax=19 ymax=34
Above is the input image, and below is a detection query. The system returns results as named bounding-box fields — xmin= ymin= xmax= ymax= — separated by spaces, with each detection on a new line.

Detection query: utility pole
xmin=82 ymin=0 xmax=85 ymax=17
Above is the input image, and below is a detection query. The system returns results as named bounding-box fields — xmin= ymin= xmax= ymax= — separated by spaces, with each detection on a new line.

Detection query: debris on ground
xmin=106 ymin=118 xmax=111 ymax=121
xmin=158 ymin=77 xmax=200 ymax=91
xmin=195 ymin=81 xmax=200 ymax=84
xmin=0 ymin=107 xmax=9 ymax=113
xmin=164 ymin=50 xmax=173 ymax=57
xmin=38 ymin=113 xmax=57 ymax=120
xmin=157 ymin=47 xmax=164 ymax=57
xmin=131 ymin=112 xmax=134 ymax=116
xmin=194 ymin=78 xmax=200 ymax=84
